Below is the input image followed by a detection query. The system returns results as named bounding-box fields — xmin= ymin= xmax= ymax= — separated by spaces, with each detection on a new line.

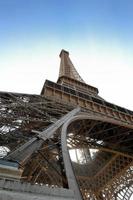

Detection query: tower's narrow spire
xmin=59 ymin=49 xmax=85 ymax=83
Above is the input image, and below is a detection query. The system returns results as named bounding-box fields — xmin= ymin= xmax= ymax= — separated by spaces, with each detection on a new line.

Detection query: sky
xmin=0 ymin=0 xmax=133 ymax=111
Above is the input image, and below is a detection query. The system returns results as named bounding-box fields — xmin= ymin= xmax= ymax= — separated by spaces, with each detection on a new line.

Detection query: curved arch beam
xmin=61 ymin=113 xmax=133 ymax=200
xmin=61 ymin=118 xmax=83 ymax=200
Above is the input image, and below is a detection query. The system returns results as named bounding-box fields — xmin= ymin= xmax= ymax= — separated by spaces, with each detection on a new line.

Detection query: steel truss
xmin=0 ymin=91 xmax=133 ymax=200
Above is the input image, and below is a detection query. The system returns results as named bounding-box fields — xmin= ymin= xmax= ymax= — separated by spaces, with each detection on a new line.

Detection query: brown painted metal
xmin=0 ymin=50 xmax=133 ymax=199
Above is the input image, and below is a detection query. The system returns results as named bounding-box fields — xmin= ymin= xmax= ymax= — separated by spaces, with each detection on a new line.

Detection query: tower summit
xmin=57 ymin=49 xmax=99 ymax=96
xmin=58 ymin=49 xmax=85 ymax=83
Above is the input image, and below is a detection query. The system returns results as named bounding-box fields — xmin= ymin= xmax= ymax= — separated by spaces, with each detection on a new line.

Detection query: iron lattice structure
xmin=0 ymin=50 xmax=133 ymax=200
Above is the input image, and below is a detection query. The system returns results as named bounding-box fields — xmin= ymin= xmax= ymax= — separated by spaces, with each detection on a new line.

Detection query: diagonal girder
xmin=5 ymin=107 xmax=81 ymax=165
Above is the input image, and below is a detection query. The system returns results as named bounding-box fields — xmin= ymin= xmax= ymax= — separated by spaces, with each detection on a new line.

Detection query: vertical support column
xmin=61 ymin=120 xmax=83 ymax=200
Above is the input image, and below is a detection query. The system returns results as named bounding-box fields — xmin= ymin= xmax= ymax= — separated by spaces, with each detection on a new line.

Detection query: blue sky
xmin=1 ymin=0 xmax=133 ymax=48
xmin=0 ymin=0 xmax=133 ymax=110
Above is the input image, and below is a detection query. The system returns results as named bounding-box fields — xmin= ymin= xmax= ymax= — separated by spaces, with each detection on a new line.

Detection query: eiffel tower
xmin=0 ymin=50 xmax=133 ymax=200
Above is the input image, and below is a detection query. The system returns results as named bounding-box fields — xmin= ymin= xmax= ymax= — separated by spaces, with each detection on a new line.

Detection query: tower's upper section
xmin=41 ymin=50 xmax=102 ymax=104
xmin=57 ymin=49 xmax=99 ymax=97
xmin=58 ymin=49 xmax=85 ymax=83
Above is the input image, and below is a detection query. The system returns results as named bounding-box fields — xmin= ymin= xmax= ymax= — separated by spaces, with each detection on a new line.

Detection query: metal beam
xmin=5 ymin=107 xmax=81 ymax=165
